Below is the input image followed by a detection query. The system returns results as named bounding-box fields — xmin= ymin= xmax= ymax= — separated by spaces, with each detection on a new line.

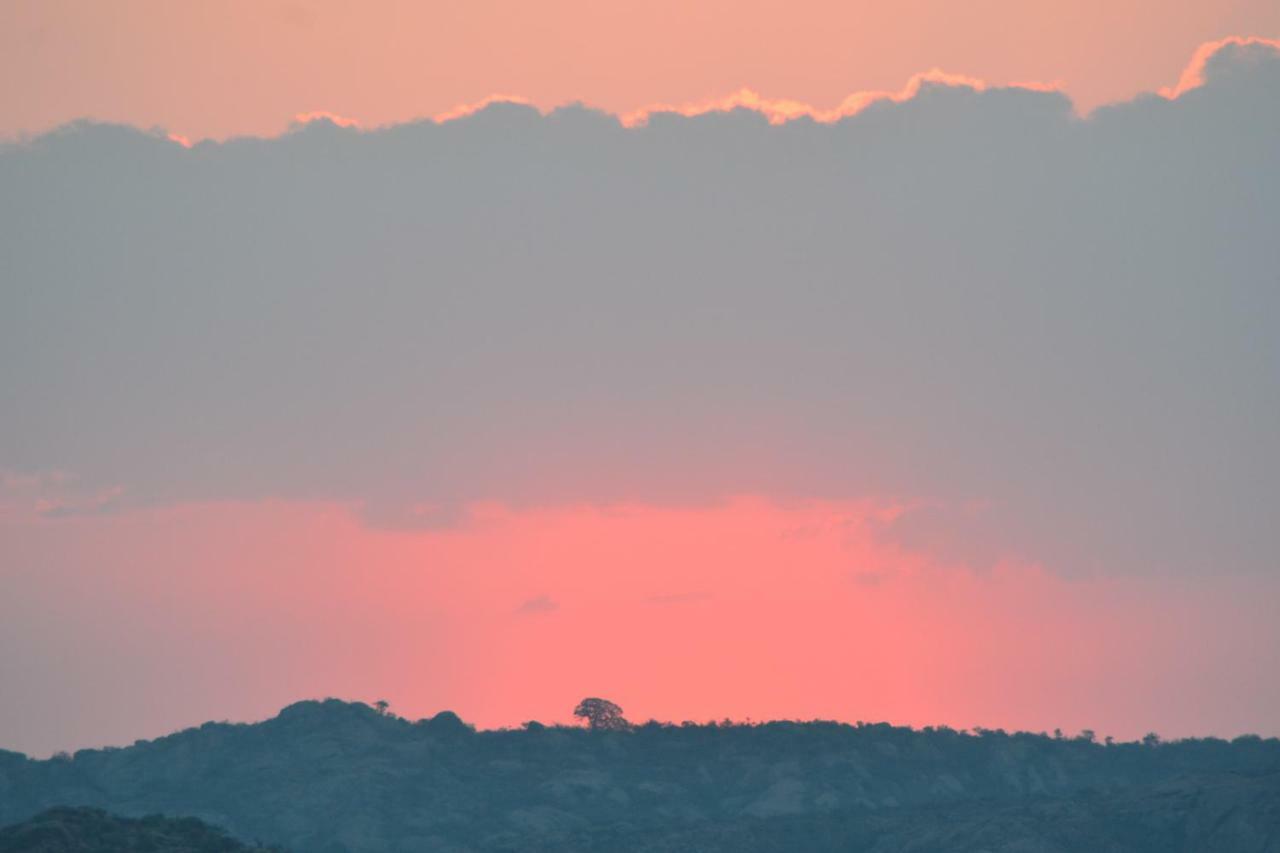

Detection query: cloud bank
xmin=3 ymin=40 xmax=1278 ymax=577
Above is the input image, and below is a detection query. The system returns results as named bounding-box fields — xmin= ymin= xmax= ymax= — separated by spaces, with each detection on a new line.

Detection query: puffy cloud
xmin=1159 ymin=36 xmax=1280 ymax=99
xmin=614 ymin=70 xmax=1026 ymax=127
xmin=2 ymin=40 xmax=1278 ymax=577
xmin=290 ymin=110 xmax=361 ymax=130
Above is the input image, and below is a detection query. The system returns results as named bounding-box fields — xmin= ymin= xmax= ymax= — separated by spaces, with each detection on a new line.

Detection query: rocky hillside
xmin=533 ymin=771 xmax=1280 ymax=852
xmin=1 ymin=700 xmax=1277 ymax=852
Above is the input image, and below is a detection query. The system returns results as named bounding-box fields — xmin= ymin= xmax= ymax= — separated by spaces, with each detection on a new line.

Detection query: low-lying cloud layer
xmin=3 ymin=40 xmax=1278 ymax=577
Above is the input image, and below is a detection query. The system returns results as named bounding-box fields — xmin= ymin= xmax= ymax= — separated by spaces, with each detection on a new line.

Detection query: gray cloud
xmin=2 ymin=41 xmax=1278 ymax=577
xmin=516 ymin=596 xmax=559 ymax=615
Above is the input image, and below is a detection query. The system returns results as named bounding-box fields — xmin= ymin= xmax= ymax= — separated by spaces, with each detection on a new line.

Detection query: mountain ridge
xmin=2 ymin=699 xmax=1277 ymax=852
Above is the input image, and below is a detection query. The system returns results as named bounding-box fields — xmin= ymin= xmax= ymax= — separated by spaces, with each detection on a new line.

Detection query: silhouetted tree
xmin=573 ymin=697 xmax=629 ymax=731
xmin=374 ymin=699 xmax=390 ymax=716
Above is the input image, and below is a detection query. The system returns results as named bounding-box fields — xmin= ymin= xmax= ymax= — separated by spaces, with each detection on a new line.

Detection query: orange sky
xmin=4 ymin=0 xmax=1279 ymax=140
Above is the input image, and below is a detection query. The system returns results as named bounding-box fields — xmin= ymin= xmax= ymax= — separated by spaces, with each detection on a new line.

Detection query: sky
xmin=5 ymin=0 xmax=1280 ymax=139
xmin=1 ymin=3 xmax=1279 ymax=756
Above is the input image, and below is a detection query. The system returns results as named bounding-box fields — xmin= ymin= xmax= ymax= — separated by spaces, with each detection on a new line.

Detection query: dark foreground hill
xmin=0 ymin=807 xmax=280 ymax=853
xmin=1 ymin=700 xmax=1278 ymax=852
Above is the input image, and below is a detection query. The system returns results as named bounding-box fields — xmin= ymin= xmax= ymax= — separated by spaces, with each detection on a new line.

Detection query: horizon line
xmin=14 ymin=696 xmax=1276 ymax=760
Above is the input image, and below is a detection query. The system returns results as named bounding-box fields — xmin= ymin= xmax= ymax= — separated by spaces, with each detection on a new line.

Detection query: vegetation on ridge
xmin=1 ymin=699 xmax=1277 ymax=852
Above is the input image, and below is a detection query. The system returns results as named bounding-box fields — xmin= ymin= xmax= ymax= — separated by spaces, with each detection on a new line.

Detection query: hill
xmin=0 ymin=806 xmax=279 ymax=852
xmin=1 ymin=700 xmax=1278 ymax=851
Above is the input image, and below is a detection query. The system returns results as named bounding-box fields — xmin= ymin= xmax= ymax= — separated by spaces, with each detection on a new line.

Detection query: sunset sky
xmin=5 ymin=0 xmax=1280 ymax=139
xmin=2 ymin=2 xmax=1278 ymax=757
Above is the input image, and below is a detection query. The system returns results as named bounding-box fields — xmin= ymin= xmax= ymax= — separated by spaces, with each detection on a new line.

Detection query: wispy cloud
xmin=516 ymin=595 xmax=559 ymax=615
xmin=645 ymin=592 xmax=713 ymax=606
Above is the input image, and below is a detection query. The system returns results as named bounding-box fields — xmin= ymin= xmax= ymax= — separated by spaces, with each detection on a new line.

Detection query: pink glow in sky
xmin=3 ymin=498 xmax=1277 ymax=757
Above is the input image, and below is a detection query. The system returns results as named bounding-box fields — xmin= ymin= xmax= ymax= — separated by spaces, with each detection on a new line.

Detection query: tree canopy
xmin=573 ymin=698 xmax=629 ymax=731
